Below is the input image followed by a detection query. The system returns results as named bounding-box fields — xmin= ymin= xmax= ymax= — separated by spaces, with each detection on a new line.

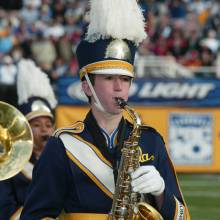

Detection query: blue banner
xmin=58 ymin=76 xmax=220 ymax=107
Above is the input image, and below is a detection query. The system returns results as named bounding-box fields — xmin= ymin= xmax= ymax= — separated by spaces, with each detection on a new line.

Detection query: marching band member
xmin=20 ymin=0 xmax=190 ymax=219
xmin=0 ymin=59 xmax=57 ymax=220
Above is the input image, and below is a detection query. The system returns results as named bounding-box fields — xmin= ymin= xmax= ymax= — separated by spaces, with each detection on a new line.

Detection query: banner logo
xmin=67 ymin=81 xmax=87 ymax=102
xmin=58 ymin=77 xmax=220 ymax=106
xmin=169 ymin=112 xmax=213 ymax=165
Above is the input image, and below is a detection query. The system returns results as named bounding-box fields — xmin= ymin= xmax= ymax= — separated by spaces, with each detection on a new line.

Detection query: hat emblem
xmin=31 ymin=100 xmax=51 ymax=113
xmin=105 ymin=39 xmax=131 ymax=61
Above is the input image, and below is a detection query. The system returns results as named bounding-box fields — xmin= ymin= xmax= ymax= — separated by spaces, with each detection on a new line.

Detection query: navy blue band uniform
xmin=20 ymin=111 xmax=189 ymax=219
xmin=0 ymin=157 xmax=35 ymax=220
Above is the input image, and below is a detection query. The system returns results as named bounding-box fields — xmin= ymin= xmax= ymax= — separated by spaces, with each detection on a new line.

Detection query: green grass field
xmin=178 ymin=174 xmax=220 ymax=220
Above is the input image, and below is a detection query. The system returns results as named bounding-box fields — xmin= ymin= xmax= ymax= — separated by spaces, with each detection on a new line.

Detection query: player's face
xmin=93 ymin=74 xmax=131 ymax=114
xmin=29 ymin=116 xmax=54 ymax=158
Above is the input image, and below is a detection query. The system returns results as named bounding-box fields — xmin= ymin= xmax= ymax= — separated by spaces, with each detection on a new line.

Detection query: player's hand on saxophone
xmin=131 ymin=165 xmax=165 ymax=196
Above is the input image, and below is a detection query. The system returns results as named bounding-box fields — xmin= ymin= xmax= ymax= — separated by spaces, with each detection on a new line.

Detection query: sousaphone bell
xmin=0 ymin=101 xmax=33 ymax=180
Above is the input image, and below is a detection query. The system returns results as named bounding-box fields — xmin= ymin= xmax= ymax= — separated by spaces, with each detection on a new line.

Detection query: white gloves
xmin=131 ymin=165 xmax=165 ymax=196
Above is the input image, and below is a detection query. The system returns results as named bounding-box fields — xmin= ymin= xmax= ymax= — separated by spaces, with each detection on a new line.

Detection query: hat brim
xmin=26 ymin=111 xmax=54 ymax=121
xmin=90 ymin=68 xmax=134 ymax=77
xmin=80 ymin=60 xmax=134 ymax=80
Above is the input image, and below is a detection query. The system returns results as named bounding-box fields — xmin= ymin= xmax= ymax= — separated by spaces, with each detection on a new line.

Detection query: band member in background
xmin=0 ymin=59 xmax=57 ymax=220
xmin=20 ymin=0 xmax=190 ymax=219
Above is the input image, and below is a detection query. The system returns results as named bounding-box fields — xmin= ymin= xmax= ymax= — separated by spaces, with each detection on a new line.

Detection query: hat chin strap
xmin=85 ymin=74 xmax=105 ymax=113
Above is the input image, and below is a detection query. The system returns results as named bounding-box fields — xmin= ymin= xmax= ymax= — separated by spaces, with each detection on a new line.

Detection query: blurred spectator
xmin=56 ymin=33 xmax=73 ymax=62
xmin=167 ymin=28 xmax=188 ymax=61
xmin=181 ymin=26 xmax=202 ymax=66
xmin=0 ymin=27 xmax=18 ymax=54
xmin=39 ymin=2 xmax=53 ymax=22
xmin=200 ymin=29 xmax=219 ymax=54
xmin=30 ymin=32 xmax=57 ymax=71
xmin=11 ymin=45 xmax=24 ymax=63
xmin=152 ymin=36 xmax=169 ymax=56
xmin=199 ymin=46 xmax=216 ymax=67
xmin=43 ymin=20 xmax=65 ymax=39
xmin=0 ymin=0 xmax=220 ymax=103
xmin=23 ymin=0 xmax=41 ymax=9
xmin=19 ymin=2 xmax=39 ymax=24
xmin=188 ymin=0 xmax=211 ymax=25
xmin=50 ymin=57 xmax=68 ymax=82
xmin=169 ymin=0 xmax=187 ymax=21
xmin=196 ymin=46 xmax=217 ymax=77
xmin=51 ymin=0 xmax=65 ymax=22
xmin=0 ymin=55 xmax=17 ymax=105
xmin=152 ymin=13 xmax=172 ymax=42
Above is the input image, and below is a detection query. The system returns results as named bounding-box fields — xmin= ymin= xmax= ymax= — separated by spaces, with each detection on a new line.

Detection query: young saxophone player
xmin=20 ymin=0 xmax=190 ymax=219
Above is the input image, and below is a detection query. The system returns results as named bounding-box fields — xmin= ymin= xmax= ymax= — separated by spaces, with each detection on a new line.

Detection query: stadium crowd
xmin=0 ymin=0 xmax=220 ymax=105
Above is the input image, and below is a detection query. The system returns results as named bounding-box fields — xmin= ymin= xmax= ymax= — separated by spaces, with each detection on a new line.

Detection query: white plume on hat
xmin=86 ymin=0 xmax=147 ymax=45
xmin=17 ymin=59 xmax=57 ymax=109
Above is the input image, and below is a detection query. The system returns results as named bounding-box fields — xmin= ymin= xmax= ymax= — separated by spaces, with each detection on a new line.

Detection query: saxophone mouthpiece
xmin=115 ymin=98 xmax=127 ymax=108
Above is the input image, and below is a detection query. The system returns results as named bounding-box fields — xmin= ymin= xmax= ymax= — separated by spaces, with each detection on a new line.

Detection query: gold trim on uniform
xmin=163 ymin=141 xmax=190 ymax=220
xmin=174 ymin=197 xmax=185 ymax=220
xmin=79 ymin=60 xmax=134 ymax=79
xmin=53 ymin=121 xmax=85 ymax=137
xmin=10 ymin=207 xmax=23 ymax=220
xmin=59 ymin=213 xmax=108 ymax=220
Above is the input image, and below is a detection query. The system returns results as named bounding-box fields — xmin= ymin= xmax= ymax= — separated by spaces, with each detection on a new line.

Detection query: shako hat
xmin=76 ymin=0 xmax=147 ymax=80
xmin=17 ymin=59 xmax=57 ymax=121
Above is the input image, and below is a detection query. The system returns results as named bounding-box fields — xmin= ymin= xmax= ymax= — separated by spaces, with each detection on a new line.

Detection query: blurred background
xmin=0 ymin=0 xmax=220 ymax=219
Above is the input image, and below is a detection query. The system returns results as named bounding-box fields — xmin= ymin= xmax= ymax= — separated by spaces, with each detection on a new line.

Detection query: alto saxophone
xmin=108 ymin=98 xmax=163 ymax=220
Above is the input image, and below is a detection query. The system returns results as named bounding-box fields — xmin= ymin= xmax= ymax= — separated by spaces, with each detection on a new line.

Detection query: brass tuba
xmin=0 ymin=101 xmax=33 ymax=180
xmin=108 ymin=98 xmax=163 ymax=220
